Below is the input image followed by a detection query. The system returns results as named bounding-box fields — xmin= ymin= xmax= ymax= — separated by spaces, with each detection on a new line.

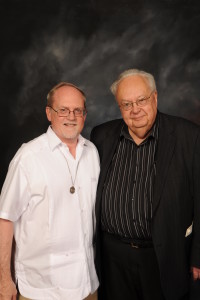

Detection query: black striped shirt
xmin=101 ymin=119 xmax=159 ymax=240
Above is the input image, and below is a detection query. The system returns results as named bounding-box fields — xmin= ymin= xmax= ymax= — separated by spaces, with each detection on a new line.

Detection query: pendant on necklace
xmin=70 ymin=186 xmax=75 ymax=194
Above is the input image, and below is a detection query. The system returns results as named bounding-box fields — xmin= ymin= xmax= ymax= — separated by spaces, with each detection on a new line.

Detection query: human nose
xmin=67 ymin=110 xmax=76 ymax=120
xmin=130 ymin=102 xmax=141 ymax=113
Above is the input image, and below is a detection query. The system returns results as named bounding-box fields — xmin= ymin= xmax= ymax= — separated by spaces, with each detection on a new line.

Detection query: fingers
xmin=191 ymin=266 xmax=200 ymax=280
xmin=0 ymin=279 xmax=17 ymax=300
xmin=0 ymin=296 xmax=12 ymax=300
xmin=0 ymin=294 xmax=16 ymax=300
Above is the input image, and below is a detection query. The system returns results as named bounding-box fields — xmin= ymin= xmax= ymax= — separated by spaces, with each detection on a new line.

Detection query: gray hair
xmin=47 ymin=82 xmax=86 ymax=107
xmin=110 ymin=69 xmax=156 ymax=96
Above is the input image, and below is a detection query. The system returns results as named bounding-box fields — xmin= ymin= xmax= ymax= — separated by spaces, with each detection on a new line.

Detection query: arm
xmin=0 ymin=218 xmax=17 ymax=300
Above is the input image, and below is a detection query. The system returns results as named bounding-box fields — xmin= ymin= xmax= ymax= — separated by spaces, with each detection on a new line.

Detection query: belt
xmin=103 ymin=231 xmax=153 ymax=249
xmin=120 ymin=237 xmax=154 ymax=248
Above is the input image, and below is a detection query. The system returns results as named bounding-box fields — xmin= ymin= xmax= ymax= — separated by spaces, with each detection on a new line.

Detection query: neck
xmin=128 ymin=127 xmax=151 ymax=145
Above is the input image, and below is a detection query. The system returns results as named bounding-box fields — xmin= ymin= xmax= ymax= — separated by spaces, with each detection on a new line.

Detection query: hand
xmin=191 ymin=266 xmax=200 ymax=281
xmin=0 ymin=279 xmax=17 ymax=300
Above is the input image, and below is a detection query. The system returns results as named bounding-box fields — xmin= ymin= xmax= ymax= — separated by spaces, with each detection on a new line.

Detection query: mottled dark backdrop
xmin=1 ymin=0 xmax=200 ymax=297
xmin=0 ymin=0 xmax=200 ymax=188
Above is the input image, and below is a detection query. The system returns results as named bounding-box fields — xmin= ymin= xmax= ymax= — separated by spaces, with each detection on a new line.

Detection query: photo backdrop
xmin=0 ymin=0 xmax=200 ymax=188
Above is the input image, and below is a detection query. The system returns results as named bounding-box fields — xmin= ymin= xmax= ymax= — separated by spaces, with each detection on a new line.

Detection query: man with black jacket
xmin=91 ymin=69 xmax=200 ymax=300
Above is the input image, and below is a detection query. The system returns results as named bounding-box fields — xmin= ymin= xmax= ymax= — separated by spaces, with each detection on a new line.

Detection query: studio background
xmin=0 ymin=0 xmax=200 ymax=189
xmin=1 ymin=1 xmax=200 ymax=298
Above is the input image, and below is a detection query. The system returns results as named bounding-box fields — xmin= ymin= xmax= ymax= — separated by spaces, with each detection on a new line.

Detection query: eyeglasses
xmin=119 ymin=91 xmax=155 ymax=111
xmin=48 ymin=106 xmax=87 ymax=117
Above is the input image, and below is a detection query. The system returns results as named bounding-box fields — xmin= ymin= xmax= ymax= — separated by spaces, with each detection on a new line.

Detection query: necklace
xmin=60 ymin=148 xmax=80 ymax=194
xmin=65 ymin=158 xmax=80 ymax=194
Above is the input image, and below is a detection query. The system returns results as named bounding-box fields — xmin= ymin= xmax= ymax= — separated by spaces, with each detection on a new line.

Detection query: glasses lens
xmin=74 ymin=108 xmax=86 ymax=116
xmin=137 ymin=99 xmax=148 ymax=107
xmin=74 ymin=109 xmax=82 ymax=116
xmin=121 ymin=103 xmax=132 ymax=110
xmin=58 ymin=108 xmax=69 ymax=116
xmin=57 ymin=108 xmax=86 ymax=117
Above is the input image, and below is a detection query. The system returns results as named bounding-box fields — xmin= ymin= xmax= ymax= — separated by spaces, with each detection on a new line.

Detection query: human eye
xmin=137 ymin=98 xmax=147 ymax=106
xmin=74 ymin=108 xmax=84 ymax=116
xmin=58 ymin=108 xmax=69 ymax=116
xmin=121 ymin=102 xmax=132 ymax=109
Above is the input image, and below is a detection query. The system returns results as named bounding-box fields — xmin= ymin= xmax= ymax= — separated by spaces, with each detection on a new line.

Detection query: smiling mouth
xmin=131 ymin=115 xmax=145 ymax=120
xmin=63 ymin=123 xmax=77 ymax=126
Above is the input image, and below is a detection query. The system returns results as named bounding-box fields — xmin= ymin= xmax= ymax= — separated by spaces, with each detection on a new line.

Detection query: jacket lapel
xmin=98 ymin=120 xmax=124 ymax=189
xmin=153 ymin=113 xmax=176 ymax=215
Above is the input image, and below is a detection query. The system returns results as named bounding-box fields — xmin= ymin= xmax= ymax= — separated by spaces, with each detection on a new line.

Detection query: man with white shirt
xmin=0 ymin=82 xmax=100 ymax=300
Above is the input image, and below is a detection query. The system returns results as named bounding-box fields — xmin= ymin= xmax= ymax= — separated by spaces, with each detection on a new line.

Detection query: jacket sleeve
xmin=191 ymin=129 xmax=200 ymax=267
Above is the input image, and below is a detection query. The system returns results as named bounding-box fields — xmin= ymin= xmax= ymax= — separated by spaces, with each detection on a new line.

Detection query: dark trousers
xmin=99 ymin=232 xmax=165 ymax=300
xmin=99 ymin=232 xmax=190 ymax=300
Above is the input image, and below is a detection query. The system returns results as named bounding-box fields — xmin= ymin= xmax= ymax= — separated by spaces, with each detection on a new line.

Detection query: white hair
xmin=110 ymin=69 xmax=156 ymax=96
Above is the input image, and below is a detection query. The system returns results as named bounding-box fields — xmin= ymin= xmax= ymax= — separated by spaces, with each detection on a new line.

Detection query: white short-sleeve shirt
xmin=0 ymin=126 xmax=100 ymax=300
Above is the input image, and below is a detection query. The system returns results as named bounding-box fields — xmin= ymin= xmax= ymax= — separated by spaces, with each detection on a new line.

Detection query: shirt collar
xmin=46 ymin=126 xmax=86 ymax=151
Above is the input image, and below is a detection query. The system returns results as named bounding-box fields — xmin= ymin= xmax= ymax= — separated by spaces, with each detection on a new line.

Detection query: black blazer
xmin=91 ymin=111 xmax=200 ymax=300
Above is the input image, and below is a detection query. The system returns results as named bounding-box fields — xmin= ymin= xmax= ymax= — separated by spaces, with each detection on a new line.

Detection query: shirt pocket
xmin=50 ymin=252 xmax=86 ymax=289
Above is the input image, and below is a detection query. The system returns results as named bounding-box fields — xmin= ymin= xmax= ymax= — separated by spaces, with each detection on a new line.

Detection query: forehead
xmin=52 ymin=86 xmax=85 ymax=107
xmin=117 ymin=75 xmax=150 ymax=98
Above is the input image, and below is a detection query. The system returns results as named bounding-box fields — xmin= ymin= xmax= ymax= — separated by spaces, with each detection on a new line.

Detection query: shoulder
xmin=84 ymin=138 xmax=98 ymax=151
xmin=91 ymin=119 xmax=123 ymax=141
xmin=159 ymin=112 xmax=200 ymax=148
xmin=81 ymin=139 xmax=100 ymax=169
xmin=84 ymin=138 xmax=97 ymax=149
xmin=11 ymin=133 xmax=48 ymax=164
xmin=90 ymin=119 xmax=123 ymax=147
xmin=83 ymin=138 xmax=99 ymax=157
xmin=159 ymin=112 xmax=200 ymax=133
xmin=92 ymin=119 xmax=123 ymax=132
